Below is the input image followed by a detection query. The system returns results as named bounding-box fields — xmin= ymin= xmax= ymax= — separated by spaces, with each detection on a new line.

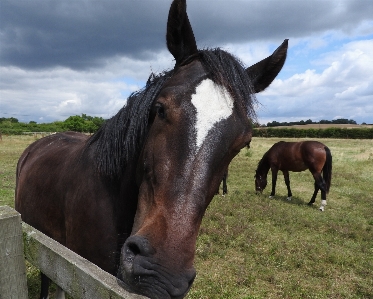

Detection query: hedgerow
xmin=253 ymin=128 xmax=373 ymax=139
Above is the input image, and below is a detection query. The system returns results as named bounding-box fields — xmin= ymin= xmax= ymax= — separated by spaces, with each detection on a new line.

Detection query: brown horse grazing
xmin=15 ymin=1 xmax=288 ymax=298
xmin=255 ymin=141 xmax=332 ymax=211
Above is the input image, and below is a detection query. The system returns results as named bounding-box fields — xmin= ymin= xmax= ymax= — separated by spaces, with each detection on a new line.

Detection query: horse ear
xmin=166 ymin=0 xmax=198 ymax=65
xmin=246 ymin=39 xmax=288 ymax=93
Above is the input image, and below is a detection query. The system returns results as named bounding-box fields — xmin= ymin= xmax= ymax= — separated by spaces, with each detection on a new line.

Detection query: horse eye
xmin=155 ymin=103 xmax=166 ymax=119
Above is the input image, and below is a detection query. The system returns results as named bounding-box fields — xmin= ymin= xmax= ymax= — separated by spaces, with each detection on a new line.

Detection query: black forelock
xmin=199 ymin=48 xmax=258 ymax=121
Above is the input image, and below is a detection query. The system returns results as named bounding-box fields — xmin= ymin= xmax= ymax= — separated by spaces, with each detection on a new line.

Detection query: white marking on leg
xmin=191 ymin=79 xmax=234 ymax=149
xmin=287 ymin=196 xmax=292 ymax=201
xmin=320 ymin=199 xmax=327 ymax=211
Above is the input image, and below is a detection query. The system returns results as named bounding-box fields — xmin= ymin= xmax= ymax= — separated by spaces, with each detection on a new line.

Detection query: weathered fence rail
xmin=22 ymin=132 xmax=55 ymax=138
xmin=0 ymin=206 xmax=148 ymax=299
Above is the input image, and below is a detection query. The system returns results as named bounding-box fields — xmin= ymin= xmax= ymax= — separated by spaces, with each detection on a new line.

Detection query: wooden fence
xmin=0 ymin=206 xmax=148 ymax=299
xmin=22 ymin=132 xmax=56 ymax=138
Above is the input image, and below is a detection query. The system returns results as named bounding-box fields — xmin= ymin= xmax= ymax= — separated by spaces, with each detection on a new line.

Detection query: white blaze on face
xmin=191 ymin=79 xmax=234 ymax=149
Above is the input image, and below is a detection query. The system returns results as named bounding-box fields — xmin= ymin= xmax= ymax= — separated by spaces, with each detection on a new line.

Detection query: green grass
xmin=0 ymin=135 xmax=35 ymax=206
xmin=188 ymin=138 xmax=373 ymax=299
xmin=0 ymin=135 xmax=61 ymax=298
xmin=1 ymin=136 xmax=372 ymax=298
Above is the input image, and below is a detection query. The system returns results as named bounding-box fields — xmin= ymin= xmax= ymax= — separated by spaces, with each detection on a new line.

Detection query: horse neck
xmin=257 ymin=155 xmax=271 ymax=177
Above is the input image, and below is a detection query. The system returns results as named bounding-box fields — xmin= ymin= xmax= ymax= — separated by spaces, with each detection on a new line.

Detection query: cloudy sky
xmin=1 ymin=0 xmax=373 ymax=125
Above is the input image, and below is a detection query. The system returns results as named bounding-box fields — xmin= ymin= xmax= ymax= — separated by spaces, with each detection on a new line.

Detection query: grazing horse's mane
xmin=86 ymin=48 xmax=258 ymax=178
xmin=256 ymin=150 xmax=271 ymax=176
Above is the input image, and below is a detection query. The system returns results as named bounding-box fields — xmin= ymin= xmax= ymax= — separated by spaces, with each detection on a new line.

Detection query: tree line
xmin=265 ymin=118 xmax=359 ymax=127
xmin=1 ymin=115 xmax=370 ymax=138
xmin=0 ymin=114 xmax=105 ymax=135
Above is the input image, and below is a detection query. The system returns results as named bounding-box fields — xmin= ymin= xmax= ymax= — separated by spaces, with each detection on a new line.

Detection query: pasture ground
xmin=1 ymin=135 xmax=372 ymax=299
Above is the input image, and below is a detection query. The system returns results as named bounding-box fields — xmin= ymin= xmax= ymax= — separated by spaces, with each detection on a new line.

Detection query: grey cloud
xmin=2 ymin=0 xmax=373 ymax=70
xmin=1 ymin=0 xmax=169 ymax=69
xmin=1 ymin=0 xmax=372 ymax=125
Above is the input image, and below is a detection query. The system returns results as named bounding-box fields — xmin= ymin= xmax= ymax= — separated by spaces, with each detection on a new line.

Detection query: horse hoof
xmin=287 ymin=197 xmax=292 ymax=201
xmin=319 ymin=206 xmax=325 ymax=211
xmin=269 ymin=195 xmax=273 ymax=199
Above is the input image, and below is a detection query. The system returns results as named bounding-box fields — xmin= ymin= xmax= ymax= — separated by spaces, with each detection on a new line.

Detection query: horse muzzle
xmin=118 ymin=235 xmax=196 ymax=299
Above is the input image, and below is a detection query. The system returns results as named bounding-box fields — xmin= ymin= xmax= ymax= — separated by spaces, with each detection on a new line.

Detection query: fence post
xmin=0 ymin=206 xmax=28 ymax=299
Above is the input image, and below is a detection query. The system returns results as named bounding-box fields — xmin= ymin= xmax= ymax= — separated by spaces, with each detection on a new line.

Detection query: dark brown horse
xmin=255 ymin=141 xmax=332 ymax=211
xmin=15 ymin=1 xmax=288 ymax=298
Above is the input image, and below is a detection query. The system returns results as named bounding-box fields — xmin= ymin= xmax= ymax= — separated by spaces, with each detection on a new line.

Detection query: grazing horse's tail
xmin=322 ymin=146 xmax=332 ymax=193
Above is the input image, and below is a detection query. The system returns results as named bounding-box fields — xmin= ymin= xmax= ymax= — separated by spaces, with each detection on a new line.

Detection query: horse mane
xmin=85 ymin=71 xmax=174 ymax=178
xmin=87 ymin=48 xmax=257 ymax=178
xmin=256 ymin=151 xmax=270 ymax=176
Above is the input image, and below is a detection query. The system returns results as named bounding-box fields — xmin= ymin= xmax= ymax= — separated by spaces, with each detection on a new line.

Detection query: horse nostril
xmin=127 ymin=242 xmax=141 ymax=256
xmin=122 ymin=235 xmax=154 ymax=259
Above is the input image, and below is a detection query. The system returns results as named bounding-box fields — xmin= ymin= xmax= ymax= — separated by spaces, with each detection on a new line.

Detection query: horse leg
xmin=215 ymin=179 xmax=221 ymax=195
xmin=319 ymin=180 xmax=328 ymax=211
xmin=40 ymin=272 xmax=65 ymax=299
xmin=222 ymin=172 xmax=228 ymax=195
xmin=283 ymin=170 xmax=292 ymax=200
xmin=310 ymin=172 xmax=327 ymax=211
xmin=269 ymin=168 xmax=278 ymax=198
xmin=308 ymin=181 xmax=319 ymax=206
xmin=215 ymin=171 xmax=228 ymax=196
xmin=55 ymin=286 xmax=66 ymax=299
xmin=40 ymin=273 xmax=50 ymax=299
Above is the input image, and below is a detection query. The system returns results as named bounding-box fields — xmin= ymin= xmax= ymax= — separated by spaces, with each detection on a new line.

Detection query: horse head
xmin=255 ymin=172 xmax=268 ymax=194
xmin=118 ymin=0 xmax=287 ymax=298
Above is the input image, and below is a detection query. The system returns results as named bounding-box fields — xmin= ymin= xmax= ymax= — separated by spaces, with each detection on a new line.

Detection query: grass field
xmin=1 ymin=135 xmax=372 ymax=299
